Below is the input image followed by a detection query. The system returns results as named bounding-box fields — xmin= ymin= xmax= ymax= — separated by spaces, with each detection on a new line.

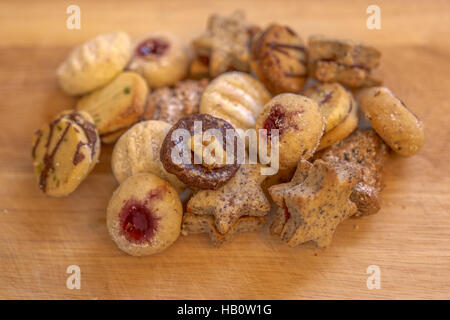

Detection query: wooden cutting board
xmin=0 ymin=0 xmax=449 ymax=299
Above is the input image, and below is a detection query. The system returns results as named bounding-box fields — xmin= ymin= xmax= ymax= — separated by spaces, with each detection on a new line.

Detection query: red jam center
xmin=282 ymin=201 xmax=291 ymax=221
xmin=263 ymin=104 xmax=285 ymax=138
xmin=120 ymin=201 xmax=158 ymax=243
xmin=136 ymin=38 xmax=170 ymax=56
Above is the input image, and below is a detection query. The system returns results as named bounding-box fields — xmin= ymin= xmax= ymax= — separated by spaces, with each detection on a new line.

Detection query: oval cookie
xmin=31 ymin=110 xmax=100 ymax=197
xmin=358 ymin=87 xmax=424 ymax=156
xmin=111 ymin=120 xmax=185 ymax=193
xmin=200 ymin=72 xmax=271 ymax=131
xmin=57 ymin=31 xmax=131 ymax=95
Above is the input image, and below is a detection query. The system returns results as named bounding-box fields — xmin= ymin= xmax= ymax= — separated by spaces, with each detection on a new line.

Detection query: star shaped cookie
xmin=181 ymin=213 xmax=267 ymax=247
xmin=268 ymin=159 xmax=358 ymax=248
xmin=186 ymin=163 xmax=270 ymax=234
xmin=193 ymin=10 xmax=254 ymax=77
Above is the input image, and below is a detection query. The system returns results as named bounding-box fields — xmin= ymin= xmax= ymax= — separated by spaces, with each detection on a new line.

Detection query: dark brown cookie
xmin=160 ymin=113 xmax=241 ymax=190
xmin=250 ymin=24 xmax=307 ymax=94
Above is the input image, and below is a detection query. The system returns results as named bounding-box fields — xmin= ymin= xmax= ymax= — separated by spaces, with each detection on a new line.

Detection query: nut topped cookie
xmin=128 ymin=32 xmax=190 ymax=89
xmin=76 ymin=72 xmax=148 ymax=143
xmin=315 ymin=129 xmax=389 ymax=216
xmin=308 ymin=35 xmax=382 ymax=88
xmin=187 ymin=163 xmax=270 ymax=235
xmin=193 ymin=10 xmax=254 ymax=77
xmin=57 ymin=31 xmax=131 ymax=95
xmin=143 ymin=79 xmax=209 ymax=124
xmin=250 ymin=24 xmax=307 ymax=94
xmin=32 ymin=110 xmax=100 ymax=197
xmin=268 ymin=159 xmax=358 ymax=248
xmin=160 ymin=114 xmax=241 ymax=190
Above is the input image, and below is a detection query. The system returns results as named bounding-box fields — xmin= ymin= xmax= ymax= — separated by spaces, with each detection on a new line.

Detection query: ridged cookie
xmin=111 ymin=120 xmax=185 ymax=193
xmin=32 ymin=110 xmax=100 ymax=197
xmin=76 ymin=72 xmax=148 ymax=143
xmin=200 ymin=72 xmax=271 ymax=131
xmin=57 ymin=31 xmax=131 ymax=95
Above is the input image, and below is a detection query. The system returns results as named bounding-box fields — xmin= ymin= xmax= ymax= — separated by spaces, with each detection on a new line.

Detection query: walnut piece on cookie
xmin=193 ymin=10 xmax=254 ymax=77
xmin=268 ymin=159 xmax=358 ymax=248
xmin=181 ymin=213 xmax=267 ymax=247
xmin=32 ymin=110 xmax=100 ymax=197
xmin=57 ymin=31 xmax=131 ymax=96
xmin=315 ymin=129 xmax=389 ymax=216
xmin=143 ymin=79 xmax=209 ymax=124
xmin=250 ymin=24 xmax=307 ymax=94
xmin=186 ymin=163 xmax=271 ymax=235
xmin=307 ymin=35 xmax=382 ymax=88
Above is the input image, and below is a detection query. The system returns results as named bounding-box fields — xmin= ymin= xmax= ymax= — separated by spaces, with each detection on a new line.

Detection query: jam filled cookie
xmin=200 ymin=72 xmax=271 ymax=132
xmin=307 ymin=35 xmax=382 ymax=88
xmin=143 ymin=79 xmax=209 ymax=124
xmin=186 ymin=163 xmax=270 ymax=235
xmin=303 ymin=82 xmax=353 ymax=133
xmin=193 ymin=10 xmax=253 ymax=77
xmin=111 ymin=120 xmax=185 ymax=193
xmin=181 ymin=213 xmax=267 ymax=247
xmin=32 ymin=110 xmax=100 ymax=197
xmin=128 ymin=32 xmax=190 ymax=89
xmin=317 ymin=95 xmax=358 ymax=150
xmin=358 ymin=87 xmax=425 ymax=156
xmin=315 ymin=129 xmax=389 ymax=216
xmin=57 ymin=31 xmax=131 ymax=95
xmin=268 ymin=160 xmax=358 ymax=248
xmin=76 ymin=72 xmax=148 ymax=143
xmin=255 ymin=93 xmax=324 ymax=169
xmin=250 ymin=24 xmax=307 ymax=94
xmin=160 ymin=114 xmax=240 ymax=190
xmin=107 ymin=173 xmax=182 ymax=256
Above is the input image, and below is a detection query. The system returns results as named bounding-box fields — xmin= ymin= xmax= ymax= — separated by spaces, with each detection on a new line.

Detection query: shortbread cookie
xmin=32 ymin=110 xmax=100 ymax=197
xmin=181 ymin=213 xmax=267 ymax=247
xmin=76 ymin=72 xmax=148 ymax=143
xmin=317 ymin=95 xmax=358 ymax=150
xmin=358 ymin=87 xmax=425 ymax=156
xmin=160 ymin=114 xmax=240 ymax=190
xmin=308 ymin=35 xmax=382 ymax=88
xmin=268 ymin=160 xmax=358 ymax=248
xmin=143 ymin=79 xmax=209 ymax=124
xmin=128 ymin=32 xmax=190 ymax=89
xmin=111 ymin=120 xmax=185 ymax=193
xmin=193 ymin=10 xmax=253 ymax=77
xmin=187 ymin=164 xmax=270 ymax=235
xmin=255 ymin=93 xmax=324 ymax=169
xmin=57 ymin=31 xmax=131 ymax=95
xmin=315 ymin=129 xmax=389 ymax=216
xmin=107 ymin=173 xmax=183 ymax=256
xmin=303 ymin=82 xmax=353 ymax=133
xmin=250 ymin=24 xmax=307 ymax=94
xmin=189 ymin=56 xmax=210 ymax=79
xmin=200 ymin=72 xmax=271 ymax=131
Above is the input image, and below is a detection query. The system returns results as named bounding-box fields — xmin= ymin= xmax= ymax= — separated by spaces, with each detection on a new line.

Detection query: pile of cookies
xmin=31 ymin=11 xmax=424 ymax=256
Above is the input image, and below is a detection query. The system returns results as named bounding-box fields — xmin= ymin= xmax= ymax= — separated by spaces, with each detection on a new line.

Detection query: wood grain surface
xmin=0 ymin=0 xmax=449 ymax=299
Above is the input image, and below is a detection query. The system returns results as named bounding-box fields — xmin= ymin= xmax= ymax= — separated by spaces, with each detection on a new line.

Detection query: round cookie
xmin=57 ymin=31 xmax=131 ymax=95
xmin=200 ymin=72 xmax=271 ymax=132
xmin=358 ymin=87 xmax=424 ymax=156
xmin=107 ymin=173 xmax=183 ymax=256
xmin=160 ymin=114 xmax=241 ymax=190
xmin=31 ymin=110 xmax=100 ymax=197
xmin=111 ymin=120 xmax=185 ymax=193
xmin=250 ymin=24 xmax=307 ymax=94
xmin=317 ymin=96 xmax=359 ymax=150
xmin=76 ymin=72 xmax=148 ymax=143
xmin=303 ymin=82 xmax=352 ymax=133
xmin=255 ymin=93 xmax=324 ymax=169
xmin=128 ymin=32 xmax=190 ymax=89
